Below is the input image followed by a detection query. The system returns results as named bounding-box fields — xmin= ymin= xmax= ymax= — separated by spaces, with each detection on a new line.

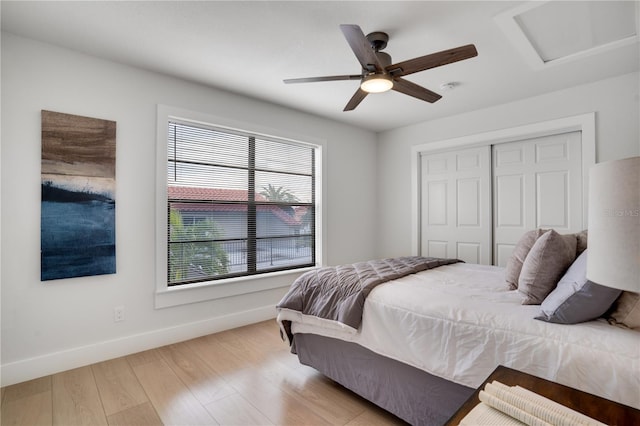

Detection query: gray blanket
xmin=277 ymin=256 xmax=461 ymax=343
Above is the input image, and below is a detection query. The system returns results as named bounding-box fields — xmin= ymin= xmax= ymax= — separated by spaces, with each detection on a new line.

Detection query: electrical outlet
xmin=114 ymin=305 xmax=125 ymax=322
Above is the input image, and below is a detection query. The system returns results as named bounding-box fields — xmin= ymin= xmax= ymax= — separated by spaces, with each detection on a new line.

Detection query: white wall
xmin=0 ymin=33 xmax=378 ymax=385
xmin=376 ymin=72 xmax=640 ymax=258
xmin=3 ymin=30 xmax=639 ymax=387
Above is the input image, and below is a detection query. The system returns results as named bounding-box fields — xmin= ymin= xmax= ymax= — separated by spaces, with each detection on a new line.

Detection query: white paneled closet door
xmin=420 ymin=146 xmax=492 ymax=264
xmin=493 ymin=131 xmax=583 ymax=266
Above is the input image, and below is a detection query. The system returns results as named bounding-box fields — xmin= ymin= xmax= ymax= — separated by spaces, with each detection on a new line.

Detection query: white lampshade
xmin=586 ymin=156 xmax=640 ymax=293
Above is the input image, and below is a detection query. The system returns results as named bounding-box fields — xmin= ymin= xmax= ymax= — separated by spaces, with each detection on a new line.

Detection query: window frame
xmin=155 ymin=105 xmax=325 ymax=308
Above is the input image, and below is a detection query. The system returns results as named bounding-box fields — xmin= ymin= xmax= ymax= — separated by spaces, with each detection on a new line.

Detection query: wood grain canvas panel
xmin=41 ymin=110 xmax=116 ymax=281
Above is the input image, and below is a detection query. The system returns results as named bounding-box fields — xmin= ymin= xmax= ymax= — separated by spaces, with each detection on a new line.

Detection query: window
xmin=166 ymin=120 xmax=316 ymax=287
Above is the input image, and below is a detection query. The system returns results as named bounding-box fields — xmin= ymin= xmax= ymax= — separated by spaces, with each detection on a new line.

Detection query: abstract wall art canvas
xmin=41 ymin=110 xmax=116 ymax=281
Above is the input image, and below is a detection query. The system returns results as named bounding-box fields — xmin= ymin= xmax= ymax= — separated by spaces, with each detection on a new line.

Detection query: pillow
xmin=536 ymin=250 xmax=621 ymax=324
xmin=575 ymin=229 xmax=588 ymax=256
xmin=559 ymin=232 xmax=578 ymax=257
xmin=518 ymin=230 xmax=577 ymax=305
xmin=607 ymin=292 xmax=640 ymax=330
xmin=504 ymin=229 xmax=547 ymax=290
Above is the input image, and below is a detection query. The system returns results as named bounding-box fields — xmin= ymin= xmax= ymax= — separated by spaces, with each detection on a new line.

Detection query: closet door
xmin=420 ymin=146 xmax=492 ymax=264
xmin=493 ymin=131 xmax=583 ymax=267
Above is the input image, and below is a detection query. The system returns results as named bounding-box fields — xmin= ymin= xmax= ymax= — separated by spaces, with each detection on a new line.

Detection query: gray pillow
xmin=536 ymin=250 xmax=621 ymax=324
xmin=575 ymin=229 xmax=588 ymax=256
xmin=504 ymin=229 xmax=547 ymax=290
xmin=607 ymin=291 xmax=640 ymax=330
xmin=518 ymin=230 xmax=577 ymax=305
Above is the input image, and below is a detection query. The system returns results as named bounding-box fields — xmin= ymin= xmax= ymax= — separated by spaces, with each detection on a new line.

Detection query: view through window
xmin=167 ymin=121 xmax=316 ymax=286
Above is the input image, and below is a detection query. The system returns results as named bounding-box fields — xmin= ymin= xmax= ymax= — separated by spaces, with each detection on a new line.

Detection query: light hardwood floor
xmin=0 ymin=320 xmax=407 ymax=425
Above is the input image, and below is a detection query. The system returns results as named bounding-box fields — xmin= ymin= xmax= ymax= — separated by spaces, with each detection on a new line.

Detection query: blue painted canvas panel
xmin=41 ymin=110 xmax=116 ymax=281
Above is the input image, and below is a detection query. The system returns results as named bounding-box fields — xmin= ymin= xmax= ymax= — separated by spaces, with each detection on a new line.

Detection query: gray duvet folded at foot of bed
xmin=277 ymin=256 xmax=461 ymax=330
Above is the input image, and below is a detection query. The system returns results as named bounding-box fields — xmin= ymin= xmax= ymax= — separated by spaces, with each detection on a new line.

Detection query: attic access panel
xmin=495 ymin=1 xmax=638 ymax=69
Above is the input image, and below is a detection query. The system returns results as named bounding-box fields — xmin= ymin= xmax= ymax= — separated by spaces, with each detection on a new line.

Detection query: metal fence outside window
xmin=222 ymin=237 xmax=312 ymax=272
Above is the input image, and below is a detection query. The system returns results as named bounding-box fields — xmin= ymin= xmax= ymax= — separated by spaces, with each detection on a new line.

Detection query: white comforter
xmin=277 ymin=263 xmax=640 ymax=409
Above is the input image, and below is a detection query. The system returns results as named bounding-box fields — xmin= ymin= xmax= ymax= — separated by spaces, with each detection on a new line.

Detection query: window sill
xmin=154 ymin=267 xmax=314 ymax=309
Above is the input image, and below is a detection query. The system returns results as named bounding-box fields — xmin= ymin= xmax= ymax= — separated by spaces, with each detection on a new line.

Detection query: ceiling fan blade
xmin=284 ymin=75 xmax=362 ymax=84
xmin=343 ymin=88 xmax=368 ymax=111
xmin=392 ymin=78 xmax=442 ymax=103
xmin=387 ymin=44 xmax=478 ymax=77
xmin=340 ymin=24 xmax=383 ymax=72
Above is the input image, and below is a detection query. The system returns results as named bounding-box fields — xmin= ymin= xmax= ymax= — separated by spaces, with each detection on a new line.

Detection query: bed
xmin=276 ymin=254 xmax=640 ymax=425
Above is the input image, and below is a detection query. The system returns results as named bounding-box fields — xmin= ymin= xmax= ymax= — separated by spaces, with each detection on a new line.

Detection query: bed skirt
xmin=293 ymin=333 xmax=474 ymax=426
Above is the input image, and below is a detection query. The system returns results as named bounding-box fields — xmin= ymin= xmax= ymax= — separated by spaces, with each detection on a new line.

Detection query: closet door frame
xmin=410 ymin=112 xmax=596 ymax=257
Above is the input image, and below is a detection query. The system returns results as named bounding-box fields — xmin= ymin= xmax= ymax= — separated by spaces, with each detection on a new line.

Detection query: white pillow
xmin=536 ymin=250 xmax=621 ymax=324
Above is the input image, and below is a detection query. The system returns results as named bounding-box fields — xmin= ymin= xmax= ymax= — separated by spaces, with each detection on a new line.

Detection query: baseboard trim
xmin=0 ymin=305 xmax=276 ymax=387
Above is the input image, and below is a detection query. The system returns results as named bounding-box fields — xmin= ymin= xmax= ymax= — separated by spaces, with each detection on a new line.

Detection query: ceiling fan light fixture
xmin=285 ymin=24 xmax=478 ymax=110
xmin=360 ymin=73 xmax=393 ymax=93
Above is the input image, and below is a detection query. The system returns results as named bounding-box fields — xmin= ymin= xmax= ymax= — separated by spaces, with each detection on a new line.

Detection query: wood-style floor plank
xmin=1 ymin=320 xmax=406 ymax=426
xmin=157 ymin=341 xmax=236 ymax=405
xmin=129 ymin=355 xmax=217 ymax=426
xmin=345 ymin=408 xmax=409 ymax=426
xmin=92 ymin=356 xmax=149 ymax=416
xmin=218 ymin=331 xmax=369 ymax=424
xmin=2 ymin=376 xmax=51 ymax=404
xmin=204 ymin=393 xmax=274 ymax=425
xmin=52 ymin=366 xmax=108 ymax=426
xmin=106 ymin=401 xmax=163 ymax=426
xmin=190 ymin=331 xmax=334 ymax=425
xmin=1 ymin=390 xmax=52 ymax=426
xmin=224 ymin=369 xmax=333 ymax=425
xmin=125 ymin=348 xmax=163 ymax=368
xmin=186 ymin=334 xmax=254 ymax=381
xmin=1 ymin=376 xmax=53 ymax=426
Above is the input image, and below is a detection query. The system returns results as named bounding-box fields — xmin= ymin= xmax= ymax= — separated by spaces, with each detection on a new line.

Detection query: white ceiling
xmin=1 ymin=1 xmax=638 ymax=132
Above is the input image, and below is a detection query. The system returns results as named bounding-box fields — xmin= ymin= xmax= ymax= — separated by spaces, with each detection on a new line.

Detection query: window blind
xmin=167 ymin=121 xmax=315 ymax=286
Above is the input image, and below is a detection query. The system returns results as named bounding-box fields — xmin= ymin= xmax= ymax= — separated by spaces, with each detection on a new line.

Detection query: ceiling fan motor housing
xmin=366 ymin=32 xmax=391 ymax=73
xmin=374 ymin=51 xmax=392 ymax=69
xmin=366 ymin=31 xmax=389 ymax=51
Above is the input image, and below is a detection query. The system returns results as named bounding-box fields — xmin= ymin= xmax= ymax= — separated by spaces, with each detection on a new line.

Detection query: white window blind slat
xmin=167 ymin=121 xmax=316 ymax=286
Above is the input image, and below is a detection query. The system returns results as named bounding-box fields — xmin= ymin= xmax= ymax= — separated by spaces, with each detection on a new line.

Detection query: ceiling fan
xmin=284 ymin=24 xmax=478 ymax=111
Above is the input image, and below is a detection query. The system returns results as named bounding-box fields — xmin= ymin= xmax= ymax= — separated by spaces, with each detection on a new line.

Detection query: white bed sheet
xmin=278 ymin=263 xmax=640 ymax=409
